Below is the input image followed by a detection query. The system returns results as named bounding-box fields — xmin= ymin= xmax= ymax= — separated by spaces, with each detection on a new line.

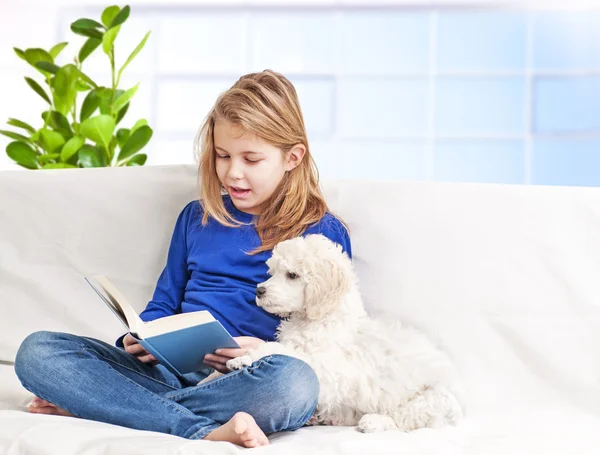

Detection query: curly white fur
xmin=209 ymin=234 xmax=466 ymax=433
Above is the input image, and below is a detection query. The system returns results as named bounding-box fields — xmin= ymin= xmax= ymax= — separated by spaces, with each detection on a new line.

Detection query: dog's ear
xmin=303 ymin=254 xmax=352 ymax=321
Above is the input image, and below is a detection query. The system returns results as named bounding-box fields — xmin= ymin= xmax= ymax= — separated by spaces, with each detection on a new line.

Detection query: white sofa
xmin=2 ymin=164 xmax=600 ymax=455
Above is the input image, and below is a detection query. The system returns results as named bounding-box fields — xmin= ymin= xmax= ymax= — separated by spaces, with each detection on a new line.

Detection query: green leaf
xmin=49 ymin=42 xmax=68 ymax=60
xmin=117 ymin=125 xmax=152 ymax=162
xmin=112 ymin=82 xmax=138 ymax=114
xmin=109 ymin=5 xmax=130 ymax=28
xmin=115 ymin=102 xmax=129 ymax=125
xmin=72 ymin=27 xmax=103 ymax=40
xmin=125 ymin=153 xmax=147 ymax=166
xmin=24 ymin=77 xmax=51 ymax=104
xmin=71 ymin=19 xmax=104 ymax=39
xmin=52 ymin=64 xmax=79 ymax=116
xmin=79 ymin=114 xmax=115 ymax=149
xmin=76 ymin=80 xmax=92 ymax=92
xmin=42 ymin=110 xmax=73 ymax=139
xmin=108 ymin=135 xmax=118 ymax=162
xmin=38 ymin=153 xmax=60 ymax=165
xmin=7 ymin=118 xmax=36 ymax=134
xmin=101 ymin=6 xmax=121 ymax=27
xmin=116 ymin=128 xmax=130 ymax=148
xmin=130 ymin=118 xmax=147 ymax=134
xmin=78 ymin=37 xmax=101 ymax=64
xmin=102 ymin=24 xmax=120 ymax=55
xmin=42 ymin=110 xmax=69 ymax=128
xmin=6 ymin=141 xmax=39 ymax=169
xmin=39 ymin=129 xmax=65 ymax=153
xmin=80 ymin=89 xmax=100 ymax=121
xmin=60 ymin=136 xmax=84 ymax=162
xmin=72 ymin=18 xmax=105 ymax=29
xmin=42 ymin=163 xmax=77 ymax=169
xmin=118 ymin=31 xmax=150 ymax=80
xmin=24 ymin=48 xmax=53 ymax=66
xmin=78 ymin=144 xmax=106 ymax=167
xmin=35 ymin=61 xmax=60 ymax=74
xmin=0 ymin=130 xmax=31 ymax=143
xmin=96 ymin=87 xmax=123 ymax=114
xmin=13 ymin=47 xmax=26 ymax=61
xmin=73 ymin=67 xmax=98 ymax=88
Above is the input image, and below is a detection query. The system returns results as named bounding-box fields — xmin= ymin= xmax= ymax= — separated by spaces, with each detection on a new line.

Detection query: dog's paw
xmin=226 ymin=355 xmax=253 ymax=371
xmin=357 ymin=414 xmax=397 ymax=433
xmin=306 ymin=415 xmax=340 ymax=426
xmin=306 ymin=415 xmax=321 ymax=426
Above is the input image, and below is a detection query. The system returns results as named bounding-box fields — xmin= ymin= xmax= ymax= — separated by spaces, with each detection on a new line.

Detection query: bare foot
xmin=28 ymin=397 xmax=76 ymax=417
xmin=204 ymin=412 xmax=269 ymax=448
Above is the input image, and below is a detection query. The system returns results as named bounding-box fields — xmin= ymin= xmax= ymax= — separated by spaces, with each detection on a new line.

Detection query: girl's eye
xmin=216 ymin=155 xmax=229 ymax=159
xmin=286 ymin=272 xmax=299 ymax=280
xmin=246 ymin=159 xmax=260 ymax=164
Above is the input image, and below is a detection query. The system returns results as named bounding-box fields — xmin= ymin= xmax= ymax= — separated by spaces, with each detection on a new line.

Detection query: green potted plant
xmin=1 ymin=4 xmax=152 ymax=170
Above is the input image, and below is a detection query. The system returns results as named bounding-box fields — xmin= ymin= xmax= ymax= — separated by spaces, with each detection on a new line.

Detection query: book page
xmin=142 ymin=310 xmax=216 ymax=338
xmin=91 ymin=275 xmax=145 ymax=335
xmin=85 ymin=277 xmax=129 ymax=330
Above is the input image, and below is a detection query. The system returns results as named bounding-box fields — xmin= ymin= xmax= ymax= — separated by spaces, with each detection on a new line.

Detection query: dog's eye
xmin=286 ymin=272 xmax=299 ymax=280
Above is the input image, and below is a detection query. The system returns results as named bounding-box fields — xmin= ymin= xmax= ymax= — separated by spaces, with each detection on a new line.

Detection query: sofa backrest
xmin=2 ymin=165 xmax=600 ymax=414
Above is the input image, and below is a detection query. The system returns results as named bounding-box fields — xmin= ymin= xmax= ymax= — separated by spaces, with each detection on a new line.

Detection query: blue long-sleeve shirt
xmin=116 ymin=195 xmax=351 ymax=347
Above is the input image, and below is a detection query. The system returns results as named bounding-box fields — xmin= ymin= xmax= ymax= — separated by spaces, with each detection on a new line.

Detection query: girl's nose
xmin=228 ymin=162 xmax=244 ymax=180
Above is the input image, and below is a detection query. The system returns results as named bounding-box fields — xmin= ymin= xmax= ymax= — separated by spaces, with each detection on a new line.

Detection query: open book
xmin=85 ymin=275 xmax=240 ymax=376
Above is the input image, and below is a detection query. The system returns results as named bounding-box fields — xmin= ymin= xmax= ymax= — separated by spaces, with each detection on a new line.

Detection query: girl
xmin=14 ymin=70 xmax=352 ymax=449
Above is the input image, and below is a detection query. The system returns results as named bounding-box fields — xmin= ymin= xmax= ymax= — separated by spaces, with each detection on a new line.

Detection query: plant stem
xmin=71 ymin=103 xmax=77 ymax=132
xmin=42 ymin=75 xmax=52 ymax=131
xmin=110 ymin=48 xmax=116 ymax=115
xmin=72 ymin=59 xmax=80 ymax=136
xmin=35 ymin=74 xmax=54 ymax=157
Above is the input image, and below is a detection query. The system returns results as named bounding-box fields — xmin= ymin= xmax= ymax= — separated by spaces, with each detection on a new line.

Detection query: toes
xmin=240 ymin=434 xmax=258 ymax=447
xmin=30 ymin=398 xmax=45 ymax=407
xmin=244 ymin=439 xmax=258 ymax=448
xmin=233 ymin=420 xmax=248 ymax=436
xmin=56 ymin=408 xmax=74 ymax=417
xmin=29 ymin=406 xmax=56 ymax=415
xmin=244 ymin=433 xmax=269 ymax=447
xmin=28 ymin=403 xmax=73 ymax=417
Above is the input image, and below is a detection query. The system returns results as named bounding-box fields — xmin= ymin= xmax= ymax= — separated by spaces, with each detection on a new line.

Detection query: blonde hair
xmin=195 ymin=69 xmax=335 ymax=254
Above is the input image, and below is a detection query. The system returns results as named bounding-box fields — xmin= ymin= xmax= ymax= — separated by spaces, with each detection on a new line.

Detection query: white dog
xmin=217 ymin=234 xmax=465 ymax=433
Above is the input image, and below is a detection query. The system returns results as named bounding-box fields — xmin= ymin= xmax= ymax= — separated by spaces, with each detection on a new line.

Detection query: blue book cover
xmin=134 ymin=321 xmax=240 ymax=376
xmin=85 ymin=275 xmax=240 ymax=376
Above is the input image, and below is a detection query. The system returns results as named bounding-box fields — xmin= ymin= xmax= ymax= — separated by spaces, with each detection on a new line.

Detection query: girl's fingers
xmin=126 ymin=344 xmax=144 ymax=355
xmin=215 ymin=348 xmax=247 ymax=358
xmin=138 ymin=353 xmax=157 ymax=364
xmin=205 ymin=353 xmax=231 ymax=364
xmin=123 ymin=334 xmax=139 ymax=347
xmin=213 ymin=364 xmax=230 ymax=374
xmin=204 ymin=360 xmax=230 ymax=374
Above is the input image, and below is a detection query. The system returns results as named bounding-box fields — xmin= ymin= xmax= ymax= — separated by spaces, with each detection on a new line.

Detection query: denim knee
xmin=15 ymin=330 xmax=64 ymax=382
xmin=261 ymin=355 xmax=320 ymax=430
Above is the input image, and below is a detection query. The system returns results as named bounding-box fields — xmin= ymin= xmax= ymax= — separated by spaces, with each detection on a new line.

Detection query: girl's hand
xmin=123 ymin=333 xmax=158 ymax=365
xmin=204 ymin=336 xmax=265 ymax=373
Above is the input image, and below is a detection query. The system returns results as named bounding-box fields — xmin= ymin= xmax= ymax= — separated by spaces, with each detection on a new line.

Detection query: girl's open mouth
xmin=230 ymin=186 xmax=251 ymax=199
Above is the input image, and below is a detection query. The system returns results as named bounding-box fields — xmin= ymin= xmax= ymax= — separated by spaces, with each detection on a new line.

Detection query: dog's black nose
xmin=256 ymin=287 xmax=266 ymax=297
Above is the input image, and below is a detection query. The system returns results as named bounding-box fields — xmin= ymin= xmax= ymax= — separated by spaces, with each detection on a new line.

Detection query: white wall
xmin=2 ymin=0 xmax=600 ymax=186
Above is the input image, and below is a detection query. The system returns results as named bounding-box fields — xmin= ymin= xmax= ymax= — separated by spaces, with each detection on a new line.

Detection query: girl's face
xmin=214 ymin=121 xmax=303 ymax=215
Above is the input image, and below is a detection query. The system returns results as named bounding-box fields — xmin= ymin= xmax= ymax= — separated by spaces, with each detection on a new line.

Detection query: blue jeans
xmin=14 ymin=331 xmax=319 ymax=440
